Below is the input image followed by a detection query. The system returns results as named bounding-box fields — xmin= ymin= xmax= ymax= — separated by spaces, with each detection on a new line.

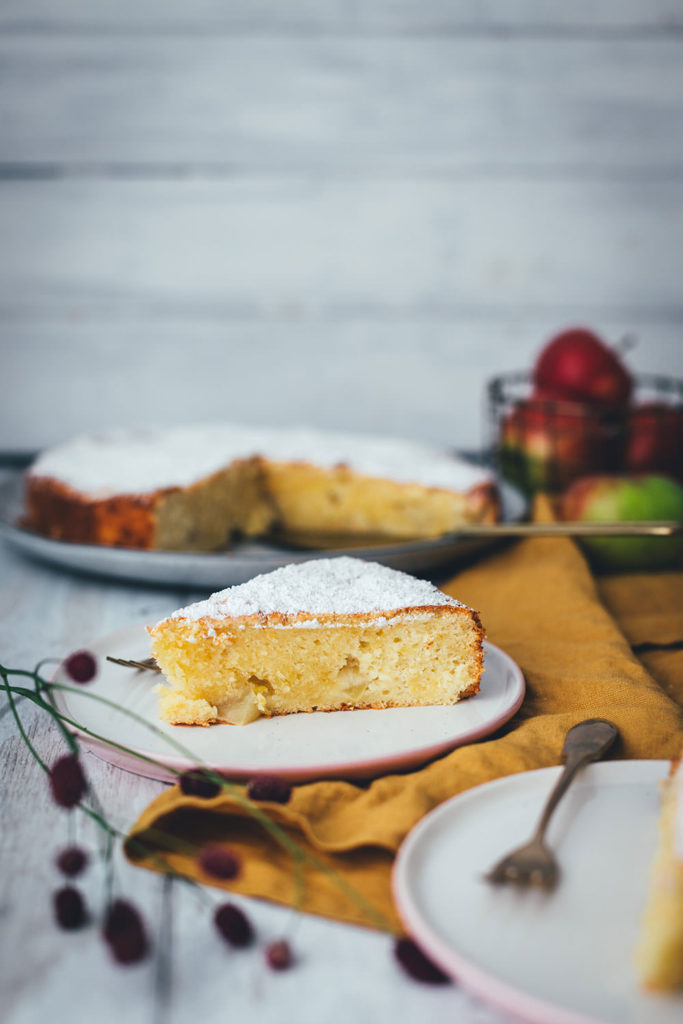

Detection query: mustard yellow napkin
xmin=126 ymin=504 xmax=683 ymax=932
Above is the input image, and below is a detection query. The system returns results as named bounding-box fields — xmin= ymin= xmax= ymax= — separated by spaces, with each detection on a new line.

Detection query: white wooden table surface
xmin=0 ymin=498 xmax=511 ymax=1024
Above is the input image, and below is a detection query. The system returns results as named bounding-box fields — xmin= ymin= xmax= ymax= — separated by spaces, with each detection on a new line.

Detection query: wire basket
xmin=488 ymin=372 xmax=683 ymax=494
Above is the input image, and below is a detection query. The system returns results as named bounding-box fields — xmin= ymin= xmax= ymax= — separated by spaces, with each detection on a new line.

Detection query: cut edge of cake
xmin=635 ymin=754 xmax=683 ymax=993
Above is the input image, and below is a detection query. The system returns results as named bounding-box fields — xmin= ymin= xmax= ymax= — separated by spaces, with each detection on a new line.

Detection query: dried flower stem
xmin=48 ymin=676 xmax=391 ymax=930
xmin=0 ymin=667 xmax=47 ymax=770
xmin=0 ymin=662 xmax=394 ymax=933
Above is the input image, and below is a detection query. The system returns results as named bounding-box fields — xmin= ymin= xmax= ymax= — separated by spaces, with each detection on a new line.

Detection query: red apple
xmin=561 ymin=474 xmax=683 ymax=570
xmin=533 ymin=328 xmax=633 ymax=407
xmin=499 ymin=392 xmax=609 ymax=492
xmin=625 ymin=402 xmax=683 ymax=478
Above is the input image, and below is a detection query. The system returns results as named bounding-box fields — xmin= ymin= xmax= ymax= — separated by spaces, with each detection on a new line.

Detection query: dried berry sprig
xmin=34 ymin=678 xmax=389 ymax=930
xmin=7 ymin=675 xmax=392 ymax=938
xmin=3 ymin=656 xmax=448 ymax=986
xmin=18 ymin=662 xmax=451 ymax=989
xmin=28 ymin=670 xmax=392 ymax=932
xmin=1 ymin=658 xmax=395 ymax=948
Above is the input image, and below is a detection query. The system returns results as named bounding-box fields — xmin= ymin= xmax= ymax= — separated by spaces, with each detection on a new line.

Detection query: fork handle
xmin=532 ymin=719 xmax=619 ymax=842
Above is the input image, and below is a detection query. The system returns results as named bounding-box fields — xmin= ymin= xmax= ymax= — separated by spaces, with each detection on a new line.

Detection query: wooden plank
xmin=2 ymin=315 xmax=681 ymax=450
xmin=1 ymin=0 xmax=681 ymax=33
xmin=0 ymin=179 xmax=681 ymax=315
xmin=1 ymin=36 xmax=682 ymax=169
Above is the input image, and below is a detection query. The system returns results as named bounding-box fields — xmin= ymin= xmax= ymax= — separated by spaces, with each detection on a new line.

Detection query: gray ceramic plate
xmin=0 ymin=470 xmax=526 ymax=588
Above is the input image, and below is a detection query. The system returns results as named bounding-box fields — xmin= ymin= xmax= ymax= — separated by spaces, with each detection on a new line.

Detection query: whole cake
xmin=24 ymin=424 xmax=499 ymax=550
xmin=148 ymin=556 xmax=485 ymax=726
xmin=636 ymin=755 xmax=683 ymax=992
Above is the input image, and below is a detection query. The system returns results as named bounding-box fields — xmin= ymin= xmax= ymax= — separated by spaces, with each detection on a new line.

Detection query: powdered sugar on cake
xmin=163 ymin=556 xmax=464 ymax=627
xmin=29 ymin=424 xmax=493 ymax=499
xmin=29 ymin=425 xmax=265 ymax=498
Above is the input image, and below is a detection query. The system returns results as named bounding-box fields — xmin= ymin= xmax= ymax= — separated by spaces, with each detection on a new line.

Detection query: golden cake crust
xmin=25 ymin=475 xmax=158 ymax=548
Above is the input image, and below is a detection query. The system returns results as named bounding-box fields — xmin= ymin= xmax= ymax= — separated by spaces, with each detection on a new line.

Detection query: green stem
xmin=0 ymin=669 xmax=48 ymax=771
xmin=36 ymin=675 xmax=79 ymax=756
xmin=5 ymin=685 xmax=182 ymax=775
xmin=34 ymin=657 xmax=61 ymax=676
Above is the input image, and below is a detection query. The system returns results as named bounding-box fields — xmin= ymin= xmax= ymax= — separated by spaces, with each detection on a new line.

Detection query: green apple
xmin=561 ymin=474 xmax=683 ymax=570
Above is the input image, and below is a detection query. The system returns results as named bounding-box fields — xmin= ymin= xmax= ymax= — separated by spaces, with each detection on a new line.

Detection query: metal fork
xmin=106 ymin=655 xmax=161 ymax=673
xmin=485 ymin=718 xmax=619 ymax=890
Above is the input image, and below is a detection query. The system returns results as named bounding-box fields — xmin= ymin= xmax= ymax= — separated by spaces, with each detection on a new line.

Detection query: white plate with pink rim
xmin=51 ymin=625 xmax=524 ymax=783
xmin=392 ymin=760 xmax=682 ymax=1024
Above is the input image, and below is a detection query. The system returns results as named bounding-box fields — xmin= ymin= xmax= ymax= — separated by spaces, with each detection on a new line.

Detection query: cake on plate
xmin=24 ymin=424 xmax=499 ymax=550
xmin=636 ymin=755 xmax=683 ymax=992
xmin=148 ymin=556 xmax=485 ymax=726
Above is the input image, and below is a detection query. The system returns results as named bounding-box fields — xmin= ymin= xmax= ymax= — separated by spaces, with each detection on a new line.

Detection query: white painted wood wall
xmin=2 ymin=1 xmax=683 ymax=453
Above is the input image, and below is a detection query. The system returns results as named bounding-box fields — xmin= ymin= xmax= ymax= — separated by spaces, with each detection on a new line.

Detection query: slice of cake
xmin=148 ymin=556 xmax=484 ymax=726
xmin=636 ymin=755 xmax=683 ymax=992
xmin=24 ymin=424 xmax=499 ymax=550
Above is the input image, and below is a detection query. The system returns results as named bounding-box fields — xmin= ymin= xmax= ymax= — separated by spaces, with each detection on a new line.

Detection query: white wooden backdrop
xmin=1 ymin=0 xmax=683 ymax=453
xmin=2 ymin=9 xmax=683 ymax=1024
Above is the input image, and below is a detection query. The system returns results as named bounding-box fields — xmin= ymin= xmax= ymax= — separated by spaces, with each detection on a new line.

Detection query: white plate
xmin=393 ymin=761 xmax=682 ymax=1024
xmin=52 ymin=626 xmax=524 ymax=783
xmin=0 ymin=471 xmax=526 ymax=588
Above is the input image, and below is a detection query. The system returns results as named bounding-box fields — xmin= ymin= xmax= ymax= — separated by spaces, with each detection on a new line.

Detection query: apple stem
xmin=614 ymin=333 xmax=638 ymax=355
